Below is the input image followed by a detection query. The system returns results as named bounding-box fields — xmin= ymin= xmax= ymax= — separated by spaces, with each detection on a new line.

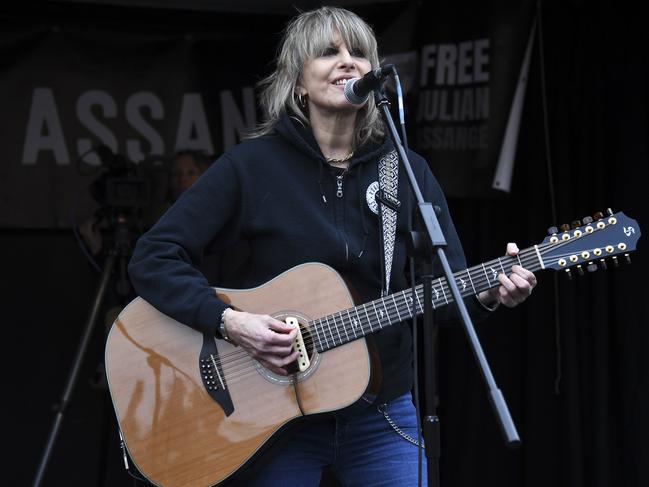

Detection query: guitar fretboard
xmin=310 ymin=246 xmax=545 ymax=352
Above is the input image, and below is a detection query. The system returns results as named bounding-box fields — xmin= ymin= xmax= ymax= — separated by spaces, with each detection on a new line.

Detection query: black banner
xmin=0 ymin=19 xmax=271 ymax=228
xmin=383 ymin=0 xmax=536 ymax=197
xmin=1 ymin=3 xmax=535 ymax=228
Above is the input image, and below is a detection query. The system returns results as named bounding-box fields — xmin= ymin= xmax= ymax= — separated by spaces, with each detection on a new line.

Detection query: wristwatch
xmin=219 ymin=308 xmax=231 ymax=341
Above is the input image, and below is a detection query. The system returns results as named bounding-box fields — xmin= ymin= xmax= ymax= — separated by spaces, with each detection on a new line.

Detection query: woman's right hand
xmin=222 ymin=309 xmax=300 ymax=376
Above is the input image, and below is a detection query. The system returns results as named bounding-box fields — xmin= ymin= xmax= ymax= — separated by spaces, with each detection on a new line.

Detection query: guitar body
xmin=105 ymin=263 xmax=373 ymax=487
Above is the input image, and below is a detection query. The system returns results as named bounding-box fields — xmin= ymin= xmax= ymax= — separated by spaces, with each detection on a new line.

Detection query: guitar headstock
xmin=539 ymin=211 xmax=641 ymax=277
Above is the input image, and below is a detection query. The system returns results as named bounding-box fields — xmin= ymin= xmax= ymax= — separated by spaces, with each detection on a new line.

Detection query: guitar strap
xmin=376 ymin=149 xmax=400 ymax=296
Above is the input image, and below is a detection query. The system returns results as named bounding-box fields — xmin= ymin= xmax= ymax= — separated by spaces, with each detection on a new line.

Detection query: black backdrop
xmin=3 ymin=1 xmax=647 ymax=486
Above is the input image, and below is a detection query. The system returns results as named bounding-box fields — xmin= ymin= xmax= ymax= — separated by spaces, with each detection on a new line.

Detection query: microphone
xmin=343 ymin=64 xmax=394 ymax=105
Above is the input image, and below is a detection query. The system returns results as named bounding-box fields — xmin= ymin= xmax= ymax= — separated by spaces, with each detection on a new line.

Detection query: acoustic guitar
xmin=105 ymin=211 xmax=640 ymax=486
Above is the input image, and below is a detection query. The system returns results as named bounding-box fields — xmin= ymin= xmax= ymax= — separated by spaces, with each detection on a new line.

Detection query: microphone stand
xmin=374 ymin=88 xmax=520 ymax=487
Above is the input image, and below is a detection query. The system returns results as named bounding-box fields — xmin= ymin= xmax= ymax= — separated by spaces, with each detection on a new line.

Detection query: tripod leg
xmin=32 ymin=253 xmax=117 ymax=487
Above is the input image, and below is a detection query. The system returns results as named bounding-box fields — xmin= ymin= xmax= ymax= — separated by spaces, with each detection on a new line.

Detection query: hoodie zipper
xmin=332 ymin=168 xmax=349 ymax=263
xmin=335 ymin=170 xmax=347 ymax=198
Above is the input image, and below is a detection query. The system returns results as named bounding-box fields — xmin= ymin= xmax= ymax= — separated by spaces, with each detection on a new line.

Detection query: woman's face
xmin=298 ymin=30 xmax=372 ymax=118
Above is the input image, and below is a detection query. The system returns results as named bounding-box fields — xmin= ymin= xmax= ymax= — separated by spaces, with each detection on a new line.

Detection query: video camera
xmin=90 ymin=145 xmax=150 ymax=211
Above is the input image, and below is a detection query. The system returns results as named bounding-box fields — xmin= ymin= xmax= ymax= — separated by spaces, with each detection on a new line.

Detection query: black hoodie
xmin=128 ymin=113 xmax=491 ymax=404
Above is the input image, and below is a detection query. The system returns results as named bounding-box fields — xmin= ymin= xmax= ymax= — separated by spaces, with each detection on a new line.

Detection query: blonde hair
xmin=249 ymin=6 xmax=384 ymax=146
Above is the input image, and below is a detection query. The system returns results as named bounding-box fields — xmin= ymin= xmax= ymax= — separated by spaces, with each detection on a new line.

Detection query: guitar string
xmin=207 ymin=227 xmax=622 ymax=380
xmin=209 ymin=246 xmax=584 ymax=381
xmin=207 ymin=253 xmax=610 ymax=385
xmin=209 ymin=244 xmax=571 ymax=375
xmin=209 ymin=252 xmax=540 ymax=378
xmin=303 ymin=244 xmax=615 ymax=353
xmin=211 ymin=248 xmax=543 ymax=366
xmin=206 ymin=251 xmax=545 ymax=380
xmin=296 ymin=226 xmax=622 ymax=352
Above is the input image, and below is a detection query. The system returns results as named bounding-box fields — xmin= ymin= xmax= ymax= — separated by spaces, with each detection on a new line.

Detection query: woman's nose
xmin=337 ymin=47 xmax=355 ymax=68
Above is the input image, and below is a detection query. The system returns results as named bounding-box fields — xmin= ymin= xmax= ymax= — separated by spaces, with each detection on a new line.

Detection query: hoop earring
xmin=298 ymin=93 xmax=308 ymax=109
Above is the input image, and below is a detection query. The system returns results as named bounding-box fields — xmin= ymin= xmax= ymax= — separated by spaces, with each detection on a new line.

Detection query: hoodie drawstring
xmin=356 ymin=163 xmax=369 ymax=258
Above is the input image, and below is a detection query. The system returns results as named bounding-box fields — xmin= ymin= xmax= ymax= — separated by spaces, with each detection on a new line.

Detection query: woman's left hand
xmin=478 ymin=242 xmax=537 ymax=308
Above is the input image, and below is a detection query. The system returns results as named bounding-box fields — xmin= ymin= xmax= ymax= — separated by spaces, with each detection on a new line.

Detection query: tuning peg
xmin=571 ymin=220 xmax=582 ymax=229
xmin=576 ymin=264 xmax=584 ymax=276
xmin=582 ymin=216 xmax=594 ymax=224
xmin=564 ymin=268 xmax=573 ymax=280
xmin=599 ymin=259 xmax=608 ymax=270
xmin=547 ymin=226 xmax=558 ymax=235
xmin=593 ymin=211 xmax=604 ymax=221
xmin=612 ymin=256 xmax=619 ymax=267
xmin=587 ymin=262 xmax=598 ymax=273
xmin=606 ymin=208 xmax=614 ymax=216
xmin=560 ymin=223 xmax=571 ymax=232
xmin=624 ymin=253 xmax=632 ymax=264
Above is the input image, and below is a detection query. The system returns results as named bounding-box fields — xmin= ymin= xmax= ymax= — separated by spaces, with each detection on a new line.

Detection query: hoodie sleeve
xmin=128 ymin=154 xmax=242 ymax=337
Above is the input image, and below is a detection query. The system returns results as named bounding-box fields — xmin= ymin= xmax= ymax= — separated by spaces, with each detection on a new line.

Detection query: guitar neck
xmin=311 ymin=246 xmax=545 ymax=352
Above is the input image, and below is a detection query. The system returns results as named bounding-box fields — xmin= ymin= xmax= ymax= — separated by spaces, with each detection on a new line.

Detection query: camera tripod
xmin=33 ymin=213 xmax=137 ymax=487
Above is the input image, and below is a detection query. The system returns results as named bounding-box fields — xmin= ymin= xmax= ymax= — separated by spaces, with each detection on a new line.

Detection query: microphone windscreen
xmin=343 ymin=78 xmax=368 ymax=105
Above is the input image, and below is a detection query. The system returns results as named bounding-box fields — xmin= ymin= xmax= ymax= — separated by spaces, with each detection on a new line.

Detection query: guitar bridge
xmin=199 ymin=333 xmax=234 ymax=416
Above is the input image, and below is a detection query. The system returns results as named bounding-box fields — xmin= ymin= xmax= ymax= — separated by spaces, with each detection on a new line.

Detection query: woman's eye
xmin=350 ymin=48 xmax=366 ymax=58
xmin=321 ymin=47 xmax=338 ymax=56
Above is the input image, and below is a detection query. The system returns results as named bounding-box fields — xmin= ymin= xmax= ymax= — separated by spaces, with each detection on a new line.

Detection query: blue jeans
xmin=246 ymin=393 xmax=427 ymax=487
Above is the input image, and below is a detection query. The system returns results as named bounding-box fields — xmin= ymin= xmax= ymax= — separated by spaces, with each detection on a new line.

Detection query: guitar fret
xmin=324 ymin=315 xmax=337 ymax=347
xmin=342 ymin=310 xmax=352 ymax=343
xmin=403 ymin=291 xmax=413 ymax=318
xmin=353 ymin=308 xmax=363 ymax=338
xmin=370 ymin=301 xmax=378 ymax=331
xmin=391 ymin=295 xmax=402 ymax=322
xmin=481 ymin=263 xmax=490 ymax=286
xmin=415 ymin=291 xmax=423 ymax=314
xmin=366 ymin=303 xmax=376 ymax=333
xmin=362 ymin=304 xmax=372 ymax=338
xmin=467 ymin=268 xmax=477 ymax=294
xmin=335 ymin=313 xmax=345 ymax=343
xmin=516 ymin=254 xmax=523 ymax=267
xmin=498 ymin=257 xmax=506 ymax=274
xmin=313 ymin=319 xmax=325 ymax=350
xmin=316 ymin=319 xmax=327 ymax=349
xmin=438 ymin=278 xmax=448 ymax=304
xmin=380 ymin=299 xmax=390 ymax=328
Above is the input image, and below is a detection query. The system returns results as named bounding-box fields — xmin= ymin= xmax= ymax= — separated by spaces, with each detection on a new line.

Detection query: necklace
xmin=325 ymin=151 xmax=354 ymax=165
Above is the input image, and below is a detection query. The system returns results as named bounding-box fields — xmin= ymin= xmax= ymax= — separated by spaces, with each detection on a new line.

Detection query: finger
xmin=510 ymin=272 xmax=534 ymax=294
xmin=264 ymin=343 xmax=295 ymax=356
xmin=267 ymin=317 xmax=297 ymax=333
xmin=259 ymin=351 xmax=299 ymax=375
xmin=280 ymin=350 xmax=300 ymax=366
xmin=498 ymin=286 xmax=521 ymax=307
xmin=506 ymin=242 xmax=520 ymax=256
xmin=496 ymin=277 xmax=527 ymax=305
xmin=511 ymin=266 xmax=537 ymax=287
xmin=497 ymin=273 xmax=518 ymax=293
xmin=265 ymin=327 xmax=298 ymax=346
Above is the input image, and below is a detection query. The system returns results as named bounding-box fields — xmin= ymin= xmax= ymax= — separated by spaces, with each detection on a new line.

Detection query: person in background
xmin=80 ymin=149 xmax=212 ymax=256
xmin=168 ymin=149 xmax=211 ymax=203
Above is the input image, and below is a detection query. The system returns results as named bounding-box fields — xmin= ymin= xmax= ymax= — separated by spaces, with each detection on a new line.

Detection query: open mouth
xmin=332 ymin=78 xmax=351 ymax=86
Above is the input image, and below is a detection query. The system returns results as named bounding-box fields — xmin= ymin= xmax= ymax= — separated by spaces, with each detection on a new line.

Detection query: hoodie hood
xmin=272 ymin=112 xmax=393 ymax=168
